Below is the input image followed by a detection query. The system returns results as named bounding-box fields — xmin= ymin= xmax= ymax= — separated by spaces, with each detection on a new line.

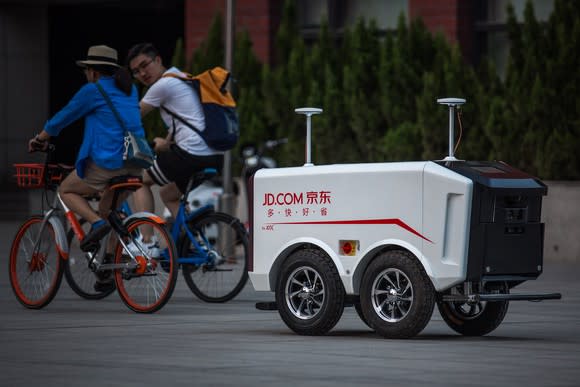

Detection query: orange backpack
xmin=162 ymin=67 xmax=239 ymax=151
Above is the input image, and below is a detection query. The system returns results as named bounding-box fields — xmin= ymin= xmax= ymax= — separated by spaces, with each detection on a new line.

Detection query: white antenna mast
xmin=295 ymin=107 xmax=323 ymax=166
xmin=437 ymin=97 xmax=466 ymax=161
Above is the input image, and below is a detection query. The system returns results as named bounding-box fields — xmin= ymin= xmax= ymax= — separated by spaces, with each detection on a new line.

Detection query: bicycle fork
xmin=31 ymin=194 xmax=70 ymax=261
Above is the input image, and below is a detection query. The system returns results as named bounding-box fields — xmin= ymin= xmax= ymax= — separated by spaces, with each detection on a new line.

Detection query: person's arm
xmin=139 ymin=79 xmax=173 ymax=151
xmin=44 ymin=84 xmax=96 ymax=137
xmin=139 ymin=78 xmax=166 ymax=117
xmin=28 ymin=130 xmax=50 ymax=152
xmin=139 ymin=100 xmax=156 ymax=117
xmin=139 ymin=98 xmax=170 ymax=151
xmin=29 ymin=84 xmax=95 ymax=152
xmin=36 ymin=130 xmax=50 ymax=142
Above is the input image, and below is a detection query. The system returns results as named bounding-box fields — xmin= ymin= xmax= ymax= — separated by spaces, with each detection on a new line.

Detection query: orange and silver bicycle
xmin=9 ymin=146 xmax=178 ymax=313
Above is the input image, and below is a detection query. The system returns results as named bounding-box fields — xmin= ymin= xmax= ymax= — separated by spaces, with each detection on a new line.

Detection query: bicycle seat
xmin=108 ymin=175 xmax=143 ymax=192
xmin=57 ymin=163 xmax=75 ymax=170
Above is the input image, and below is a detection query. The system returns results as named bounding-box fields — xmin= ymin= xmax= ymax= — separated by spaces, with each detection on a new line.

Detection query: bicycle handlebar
xmin=28 ymin=138 xmax=52 ymax=153
xmin=264 ymin=138 xmax=288 ymax=149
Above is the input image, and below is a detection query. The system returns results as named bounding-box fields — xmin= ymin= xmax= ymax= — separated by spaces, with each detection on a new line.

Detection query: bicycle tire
xmin=9 ymin=216 xmax=64 ymax=309
xmin=114 ymin=217 xmax=178 ymax=313
xmin=181 ymin=211 xmax=249 ymax=303
xmin=64 ymin=219 xmax=116 ymax=300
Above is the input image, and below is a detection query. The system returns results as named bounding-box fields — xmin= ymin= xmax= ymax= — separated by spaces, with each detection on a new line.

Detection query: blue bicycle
xmin=65 ymin=168 xmax=249 ymax=303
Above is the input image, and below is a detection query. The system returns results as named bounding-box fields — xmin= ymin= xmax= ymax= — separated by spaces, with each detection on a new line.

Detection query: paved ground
xmin=1 ymin=220 xmax=579 ymax=387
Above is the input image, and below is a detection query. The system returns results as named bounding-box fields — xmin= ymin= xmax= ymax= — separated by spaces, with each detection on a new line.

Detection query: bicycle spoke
xmin=114 ymin=217 xmax=177 ymax=313
xmin=181 ymin=212 xmax=248 ymax=303
xmin=10 ymin=217 xmax=63 ymax=309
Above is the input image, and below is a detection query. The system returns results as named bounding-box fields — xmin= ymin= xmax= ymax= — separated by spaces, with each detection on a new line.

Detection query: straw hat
xmin=76 ymin=45 xmax=120 ymax=68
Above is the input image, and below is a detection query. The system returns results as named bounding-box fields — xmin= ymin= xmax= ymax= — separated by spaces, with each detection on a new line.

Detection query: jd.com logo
xmin=261 ymin=191 xmax=332 ymax=206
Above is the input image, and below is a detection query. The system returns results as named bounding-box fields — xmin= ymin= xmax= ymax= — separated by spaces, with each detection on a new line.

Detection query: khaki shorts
xmin=83 ymin=161 xmax=142 ymax=191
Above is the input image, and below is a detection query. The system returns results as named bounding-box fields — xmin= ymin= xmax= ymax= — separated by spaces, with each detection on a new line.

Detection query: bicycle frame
xmin=41 ymin=179 xmax=217 ymax=271
xmin=46 ymin=190 xmax=158 ymax=277
xmin=12 ymin=145 xmax=181 ymax=313
xmin=31 ymin=191 xmax=84 ymax=262
xmin=25 ymin=190 xmax=142 ymax=283
xmin=106 ymin=168 xmax=235 ymax=270
xmin=114 ymin=195 xmax=221 ymax=269
xmin=34 ymin=191 xmax=136 ymax=274
xmin=170 ymin=203 xmax=217 ymax=265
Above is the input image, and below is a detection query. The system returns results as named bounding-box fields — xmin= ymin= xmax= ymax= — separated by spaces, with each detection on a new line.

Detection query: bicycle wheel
xmin=114 ymin=217 xmax=178 ymax=313
xmin=64 ymin=219 xmax=116 ymax=300
xmin=9 ymin=216 xmax=64 ymax=309
xmin=181 ymin=212 xmax=248 ymax=303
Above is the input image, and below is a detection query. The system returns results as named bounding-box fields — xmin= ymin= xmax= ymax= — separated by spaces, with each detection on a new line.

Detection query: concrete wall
xmin=542 ymin=181 xmax=580 ymax=262
xmin=0 ymin=6 xmax=49 ymax=188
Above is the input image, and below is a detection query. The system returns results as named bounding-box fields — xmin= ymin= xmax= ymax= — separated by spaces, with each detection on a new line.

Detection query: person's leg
xmin=161 ymin=152 xmax=224 ymax=221
xmin=132 ymin=170 xmax=155 ymax=213
xmin=131 ymin=170 xmax=157 ymax=243
xmin=59 ymin=171 xmax=100 ymax=224
xmin=97 ymin=189 xmax=132 ymax=219
xmin=159 ymin=182 xmax=182 ymax=219
xmin=60 ymin=170 xmax=110 ymax=251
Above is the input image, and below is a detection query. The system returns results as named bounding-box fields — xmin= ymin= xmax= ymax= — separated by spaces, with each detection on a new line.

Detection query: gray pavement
xmin=1 ymin=219 xmax=579 ymax=387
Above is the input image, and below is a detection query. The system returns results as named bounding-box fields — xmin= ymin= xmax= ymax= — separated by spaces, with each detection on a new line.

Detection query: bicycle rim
xmin=64 ymin=221 xmax=115 ymax=300
xmin=181 ymin=212 xmax=248 ymax=303
xmin=9 ymin=216 xmax=63 ymax=308
xmin=114 ymin=217 xmax=177 ymax=313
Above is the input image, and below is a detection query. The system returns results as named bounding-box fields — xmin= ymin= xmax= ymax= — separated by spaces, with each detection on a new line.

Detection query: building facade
xmin=0 ymin=0 xmax=554 ymax=216
xmin=184 ymin=0 xmax=554 ymax=72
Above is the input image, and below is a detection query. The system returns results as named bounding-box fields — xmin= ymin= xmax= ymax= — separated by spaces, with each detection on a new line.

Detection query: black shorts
xmin=147 ymin=144 xmax=224 ymax=194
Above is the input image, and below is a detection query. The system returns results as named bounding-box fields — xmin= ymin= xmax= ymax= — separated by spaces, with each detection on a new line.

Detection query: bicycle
xmin=63 ymin=198 xmax=130 ymax=300
xmin=65 ymin=168 xmax=249 ymax=303
xmin=9 ymin=146 xmax=179 ymax=313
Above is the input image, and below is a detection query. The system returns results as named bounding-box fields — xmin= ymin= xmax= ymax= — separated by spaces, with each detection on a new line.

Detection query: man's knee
xmin=142 ymin=170 xmax=155 ymax=186
xmin=160 ymin=184 xmax=180 ymax=203
xmin=59 ymin=176 xmax=82 ymax=196
xmin=58 ymin=175 xmax=74 ymax=194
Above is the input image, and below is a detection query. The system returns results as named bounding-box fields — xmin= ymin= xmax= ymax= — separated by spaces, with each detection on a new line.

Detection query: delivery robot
xmin=249 ymin=99 xmax=561 ymax=339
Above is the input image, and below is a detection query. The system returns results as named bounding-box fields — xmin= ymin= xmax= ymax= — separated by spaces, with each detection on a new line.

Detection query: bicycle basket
xmin=13 ymin=163 xmax=63 ymax=188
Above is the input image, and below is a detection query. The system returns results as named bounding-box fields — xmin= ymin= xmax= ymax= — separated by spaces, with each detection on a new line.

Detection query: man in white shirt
xmin=127 ymin=43 xmax=223 ymax=219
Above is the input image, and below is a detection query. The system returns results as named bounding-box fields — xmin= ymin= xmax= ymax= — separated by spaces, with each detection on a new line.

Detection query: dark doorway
xmin=47 ymin=0 xmax=184 ymax=164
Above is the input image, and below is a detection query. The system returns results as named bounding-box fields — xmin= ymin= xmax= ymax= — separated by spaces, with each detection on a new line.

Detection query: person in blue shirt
xmin=28 ymin=45 xmax=144 ymax=254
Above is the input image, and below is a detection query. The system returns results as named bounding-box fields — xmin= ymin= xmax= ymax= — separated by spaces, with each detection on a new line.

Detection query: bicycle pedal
xmin=80 ymin=241 xmax=101 ymax=253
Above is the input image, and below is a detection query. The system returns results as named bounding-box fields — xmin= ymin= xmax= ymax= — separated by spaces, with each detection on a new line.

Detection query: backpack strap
xmin=162 ymin=72 xmax=194 ymax=82
xmin=160 ymin=72 xmax=206 ymax=142
xmin=161 ymin=105 xmax=204 ymax=138
xmin=95 ymin=82 xmax=129 ymax=136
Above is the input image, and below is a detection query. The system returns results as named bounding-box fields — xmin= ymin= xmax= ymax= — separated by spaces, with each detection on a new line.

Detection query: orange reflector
xmin=339 ymin=240 xmax=358 ymax=256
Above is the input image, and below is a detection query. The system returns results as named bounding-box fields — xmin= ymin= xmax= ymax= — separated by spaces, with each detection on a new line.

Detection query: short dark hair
xmin=126 ymin=43 xmax=160 ymax=65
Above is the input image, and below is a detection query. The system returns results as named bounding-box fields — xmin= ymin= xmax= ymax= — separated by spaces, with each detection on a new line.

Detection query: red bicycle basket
xmin=13 ymin=163 xmax=63 ymax=188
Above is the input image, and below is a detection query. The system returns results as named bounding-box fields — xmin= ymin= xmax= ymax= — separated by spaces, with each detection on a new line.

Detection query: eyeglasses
xmin=130 ymin=58 xmax=154 ymax=77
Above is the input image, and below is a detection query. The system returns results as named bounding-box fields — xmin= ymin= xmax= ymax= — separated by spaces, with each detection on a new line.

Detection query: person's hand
xmin=152 ymin=137 xmax=171 ymax=152
xmin=28 ymin=135 xmax=48 ymax=153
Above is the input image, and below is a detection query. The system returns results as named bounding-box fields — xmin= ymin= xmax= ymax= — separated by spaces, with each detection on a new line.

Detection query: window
xmin=478 ymin=0 xmax=553 ymax=78
xmin=343 ymin=0 xmax=407 ymax=30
